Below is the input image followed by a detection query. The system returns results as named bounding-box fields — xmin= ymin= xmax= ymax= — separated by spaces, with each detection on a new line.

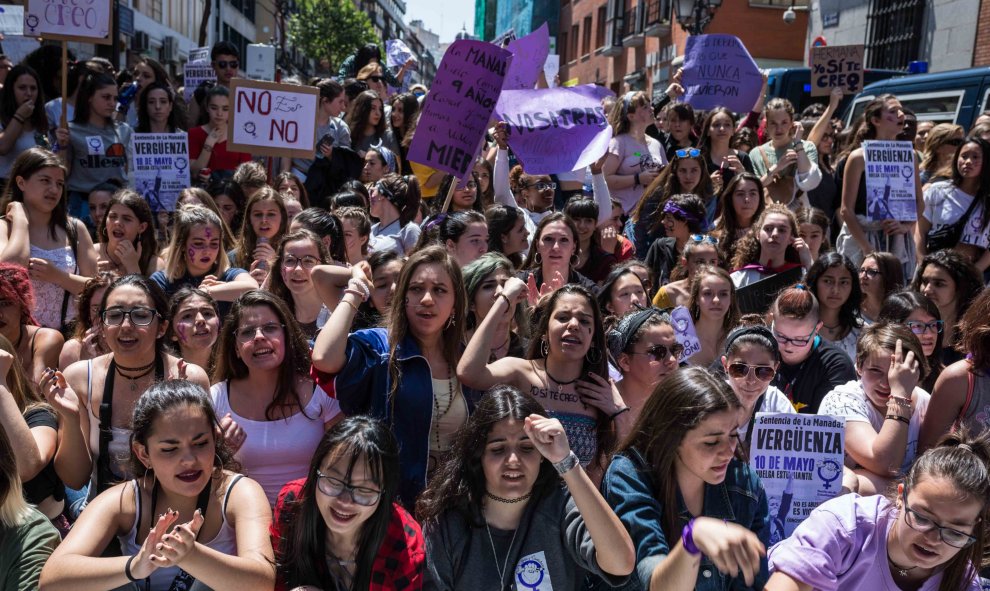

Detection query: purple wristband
xmin=681 ymin=518 xmax=701 ymax=556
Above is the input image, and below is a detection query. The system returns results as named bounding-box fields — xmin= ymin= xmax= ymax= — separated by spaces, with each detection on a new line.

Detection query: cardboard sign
xmin=681 ymin=34 xmax=763 ymax=113
xmin=183 ymin=63 xmax=216 ymax=102
xmin=750 ymin=413 xmax=845 ymax=541
xmin=246 ymin=44 xmax=276 ymax=81
xmin=669 ymin=306 xmax=702 ymax=360
xmin=24 ymin=0 xmax=112 ymax=44
xmin=543 ymin=54 xmax=560 ymax=88
xmin=494 ymin=85 xmax=613 ymax=174
xmin=227 ymin=78 xmax=320 ymax=159
xmin=863 ymin=140 xmax=918 ymax=221
xmin=408 ymin=39 xmax=510 ymax=178
xmin=502 ymin=22 xmax=550 ymax=91
xmin=131 ymin=133 xmax=191 ymax=212
xmin=810 ymin=45 xmax=864 ymax=96
xmin=189 ymin=46 xmax=211 ymax=64
xmin=0 ymin=5 xmax=24 ymax=35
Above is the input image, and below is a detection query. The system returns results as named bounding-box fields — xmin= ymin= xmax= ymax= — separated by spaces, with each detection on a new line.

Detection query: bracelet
xmin=201 ymin=144 xmax=213 ymax=152
xmin=340 ymin=298 xmax=360 ymax=314
xmin=342 ymin=288 xmax=366 ymax=303
xmin=885 ymin=414 xmax=910 ymax=425
xmin=124 ymin=554 xmax=140 ymax=582
xmin=633 ymin=172 xmax=640 ymax=186
xmin=552 ymin=450 xmax=579 ymax=475
xmin=12 ymin=114 xmax=25 ymax=124
xmin=496 ymin=292 xmax=512 ymax=312
xmin=609 ymin=406 xmax=631 ymax=421
xmin=681 ymin=518 xmax=702 ymax=556
xmin=889 ymin=396 xmax=912 ymax=408
xmin=348 ymin=278 xmax=371 ymax=301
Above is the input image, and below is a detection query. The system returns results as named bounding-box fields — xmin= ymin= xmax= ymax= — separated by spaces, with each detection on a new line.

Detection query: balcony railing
xmin=642 ymin=0 xmax=672 ymax=36
xmin=622 ymin=3 xmax=644 ymax=47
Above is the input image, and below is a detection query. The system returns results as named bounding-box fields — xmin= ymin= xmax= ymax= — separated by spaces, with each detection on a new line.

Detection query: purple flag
xmin=681 ymin=34 xmax=763 ymax=113
xmin=502 ymin=22 xmax=550 ymax=91
xmin=408 ymin=40 xmax=510 ymax=178
xmin=494 ymin=85 xmax=614 ymax=175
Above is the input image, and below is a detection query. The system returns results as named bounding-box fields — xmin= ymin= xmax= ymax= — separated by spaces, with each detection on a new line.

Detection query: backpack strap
xmin=59 ymin=220 xmax=80 ymax=328
xmin=957 ymin=362 xmax=976 ymax=428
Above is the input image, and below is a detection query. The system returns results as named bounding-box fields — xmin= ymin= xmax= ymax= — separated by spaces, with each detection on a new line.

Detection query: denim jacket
xmin=332 ymin=328 xmax=481 ymax=507
xmin=600 ymin=449 xmax=770 ymax=591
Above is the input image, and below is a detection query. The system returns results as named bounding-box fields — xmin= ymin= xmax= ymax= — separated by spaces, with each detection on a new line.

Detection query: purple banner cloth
xmin=681 ymin=34 xmax=763 ymax=113
xmin=408 ymin=40 xmax=510 ymax=178
xmin=494 ymin=85 xmax=614 ymax=174
xmin=502 ymin=22 xmax=550 ymax=91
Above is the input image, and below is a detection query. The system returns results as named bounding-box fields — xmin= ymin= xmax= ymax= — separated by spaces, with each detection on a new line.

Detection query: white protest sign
xmin=810 ymin=45 xmax=864 ymax=97
xmin=0 ymin=5 xmax=24 ymax=35
xmin=863 ymin=140 xmax=917 ymax=221
xmin=189 ymin=46 xmax=210 ymax=64
xmin=670 ymin=306 xmax=701 ymax=360
xmin=24 ymin=0 xmax=112 ymax=44
xmin=183 ymin=63 xmax=216 ymax=101
xmin=543 ymin=54 xmax=559 ymax=87
xmin=386 ymin=39 xmax=418 ymax=71
xmin=246 ymin=44 xmax=276 ymax=81
xmin=131 ymin=133 xmax=191 ymax=212
xmin=228 ymin=78 xmax=319 ymax=159
xmin=750 ymin=413 xmax=845 ymax=542
xmin=2 ymin=36 xmax=41 ymax=64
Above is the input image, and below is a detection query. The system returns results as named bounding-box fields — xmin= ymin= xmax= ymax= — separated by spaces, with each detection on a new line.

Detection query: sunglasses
xmin=859 ymin=267 xmax=881 ymax=279
xmin=368 ymin=75 xmax=384 ymax=83
xmin=689 ymin=234 xmax=718 ymax=245
xmin=628 ymin=342 xmax=684 ymax=362
xmin=526 ymin=181 xmax=556 ymax=191
xmin=726 ymin=362 xmax=776 ymax=381
xmin=215 ymin=60 xmax=239 ymax=69
xmin=675 ymin=148 xmax=702 ymax=158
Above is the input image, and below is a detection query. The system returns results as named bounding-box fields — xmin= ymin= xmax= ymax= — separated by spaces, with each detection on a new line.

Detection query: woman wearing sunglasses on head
xmin=765 ymin=429 xmax=990 ymax=591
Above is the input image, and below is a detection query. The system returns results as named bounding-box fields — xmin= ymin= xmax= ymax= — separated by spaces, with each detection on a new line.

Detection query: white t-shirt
xmin=370 ymin=219 xmax=421 ymax=255
xmin=818 ymin=379 xmax=929 ymax=474
xmin=738 ymin=385 xmax=796 ymax=442
xmin=607 ymin=133 xmax=667 ymax=214
xmin=923 ymin=180 xmax=990 ymax=248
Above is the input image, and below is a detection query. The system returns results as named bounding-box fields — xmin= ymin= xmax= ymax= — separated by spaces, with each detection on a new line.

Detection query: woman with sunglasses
xmin=369 ymin=173 xmax=422 ymax=256
xmin=437 ymin=173 xmax=484 ymax=214
xmin=749 ymin=98 xmax=821 ymax=210
xmin=643 ymin=194 xmax=709 ymax=288
xmin=602 ymin=91 xmax=667 ymax=215
xmin=766 ymin=430 xmax=990 ymax=591
xmin=878 ymin=290 xmax=945 ymax=393
xmin=686 ymin=266 xmax=740 ymax=368
xmin=819 ymin=323 xmax=929 ymax=496
xmin=806 ymin=253 xmax=865 ymax=361
xmin=44 ymin=275 xmax=211 ymax=504
xmin=769 ymin=286 xmax=857 ymax=414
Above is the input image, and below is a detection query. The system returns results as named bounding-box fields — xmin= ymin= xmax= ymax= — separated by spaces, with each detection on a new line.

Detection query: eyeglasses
xmin=771 ymin=323 xmax=817 ymax=347
xmin=727 ymin=362 xmax=777 ymax=381
xmin=215 ymin=60 xmax=239 ymax=69
xmin=627 ymin=342 xmax=684 ymax=362
xmin=525 ymin=181 xmax=556 ymax=191
xmin=463 ymin=181 xmax=478 ymax=190
xmin=859 ymin=268 xmax=881 ymax=279
xmin=675 ymin=148 xmax=702 ymax=158
xmin=367 ymin=75 xmax=384 ymax=83
xmin=102 ymin=307 xmax=159 ymax=326
xmin=282 ymin=255 xmax=320 ymax=270
xmin=906 ymin=320 xmax=944 ymax=335
xmin=235 ymin=322 xmax=284 ymax=343
xmin=689 ymin=234 xmax=718 ymax=245
xmin=316 ymin=470 xmax=381 ymax=506
xmin=944 ymin=138 xmax=965 ymax=147
xmin=902 ymin=490 xmax=977 ymax=548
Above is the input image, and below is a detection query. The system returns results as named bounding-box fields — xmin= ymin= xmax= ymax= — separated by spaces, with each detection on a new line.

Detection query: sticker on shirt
xmin=960 ymin=206 xmax=990 ymax=248
xmin=85 ymin=136 xmax=104 ymax=155
xmin=514 ymin=551 xmax=553 ymax=591
xmin=106 ymin=142 xmax=127 ymax=157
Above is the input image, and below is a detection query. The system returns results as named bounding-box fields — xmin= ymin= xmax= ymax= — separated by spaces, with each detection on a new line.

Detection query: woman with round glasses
xmin=211 ymin=290 xmax=342 ymax=506
xmin=878 ymin=290 xmax=945 ymax=392
xmin=45 ymin=275 xmax=211 ymax=503
xmin=271 ymin=416 xmax=425 ymax=591
xmin=819 ymin=323 xmax=929 ymax=496
xmin=766 ymin=429 xmax=990 ymax=591
xmin=437 ymin=173 xmax=484 ymax=214
xmin=266 ymin=229 xmax=340 ymax=341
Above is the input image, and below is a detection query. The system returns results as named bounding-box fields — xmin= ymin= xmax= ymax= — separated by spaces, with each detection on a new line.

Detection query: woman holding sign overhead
xmin=189 ymin=85 xmax=251 ymax=178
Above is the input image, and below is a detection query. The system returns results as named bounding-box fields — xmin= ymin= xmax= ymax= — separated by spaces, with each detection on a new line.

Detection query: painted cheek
xmin=176 ymin=323 xmax=187 ymax=343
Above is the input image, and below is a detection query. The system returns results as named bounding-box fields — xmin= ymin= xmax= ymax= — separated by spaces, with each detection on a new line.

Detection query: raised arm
xmin=0 ymin=203 xmax=31 ymax=265
xmin=808 ymin=88 xmax=842 ymax=146
xmin=0 ymin=350 xmax=45 ymax=480
xmin=492 ymin=123 xmax=520 ymax=208
xmin=43 ymin=366 xmax=93 ymax=489
xmin=838 ymin=150 xmax=873 ymax=255
xmin=456 ymin=277 xmax=530 ymax=391
xmin=311 ymin=263 xmax=370 ymax=375
xmin=591 ymin=154 xmax=613 ymax=226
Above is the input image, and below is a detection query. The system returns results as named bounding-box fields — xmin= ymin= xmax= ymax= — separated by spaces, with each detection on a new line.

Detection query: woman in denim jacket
xmin=601 ymin=366 xmax=770 ymax=591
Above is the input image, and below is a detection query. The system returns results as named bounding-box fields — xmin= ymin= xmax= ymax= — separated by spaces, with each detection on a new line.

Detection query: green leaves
xmin=286 ymin=0 xmax=379 ymax=72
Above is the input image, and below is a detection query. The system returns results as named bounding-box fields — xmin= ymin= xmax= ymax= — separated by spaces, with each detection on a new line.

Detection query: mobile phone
xmin=318 ymin=133 xmax=334 ymax=150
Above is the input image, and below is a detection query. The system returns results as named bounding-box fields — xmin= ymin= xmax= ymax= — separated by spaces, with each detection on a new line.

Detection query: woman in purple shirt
xmin=766 ymin=430 xmax=990 ymax=591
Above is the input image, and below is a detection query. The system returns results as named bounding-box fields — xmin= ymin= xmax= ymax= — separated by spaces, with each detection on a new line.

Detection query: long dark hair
xmin=73 ymin=72 xmax=117 ymax=125
xmin=806 ymin=252 xmax=863 ymax=333
xmin=0 ymin=65 xmax=47 ymax=132
xmin=232 ymin=186 xmax=288 ymax=269
xmin=617 ymin=366 xmax=741 ymax=537
xmin=878 ymin=290 xmax=944 ymax=389
xmin=100 ymin=274 xmax=170 ymax=354
xmin=911 ymin=249 xmax=983 ymax=320
xmin=486 ymin=204 xmax=525 ymax=268
xmin=712 ymin=173 xmax=765 ymax=260
xmin=522 ymin=212 xmax=580 ymax=271
xmin=345 ymin=90 xmax=386 ymax=140
xmin=136 ymin=82 xmax=183 ymax=133
xmin=950 ymin=138 xmax=990 ymax=233
xmin=416 ymin=385 xmax=557 ymax=526
xmin=276 ymin=416 xmax=400 ymax=590
xmin=1 ymin=147 xmax=70 ymax=241
xmin=100 ymin=189 xmax=158 ymax=275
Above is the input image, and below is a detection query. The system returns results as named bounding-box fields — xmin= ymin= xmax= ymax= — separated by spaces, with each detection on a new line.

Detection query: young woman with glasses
xmin=878 ymin=290 xmax=945 ymax=393
xmin=271 ymin=416 xmax=425 ymax=591
xmin=265 ymin=229 xmax=340 ymax=341
xmin=766 ymin=429 xmax=990 ymax=591
xmin=911 ymin=249 xmax=983 ymax=365
xmin=44 ymin=275 xmax=211 ymax=503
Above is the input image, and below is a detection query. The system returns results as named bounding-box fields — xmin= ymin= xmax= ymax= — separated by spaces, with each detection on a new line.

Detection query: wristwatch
xmin=553 ymin=451 xmax=580 ymax=475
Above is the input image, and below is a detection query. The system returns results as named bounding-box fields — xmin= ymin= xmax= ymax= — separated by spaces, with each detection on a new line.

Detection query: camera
xmin=783 ymin=7 xmax=796 ymax=24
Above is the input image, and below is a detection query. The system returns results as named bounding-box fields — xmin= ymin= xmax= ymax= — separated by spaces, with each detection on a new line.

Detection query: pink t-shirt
xmin=607 ymin=133 xmax=667 ymax=214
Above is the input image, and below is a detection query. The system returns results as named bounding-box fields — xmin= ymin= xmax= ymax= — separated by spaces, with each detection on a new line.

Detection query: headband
xmin=621 ymin=91 xmax=636 ymax=117
xmin=607 ymin=307 xmax=670 ymax=361
xmin=662 ymin=200 xmax=702 ymax=223
xmin=375 ymin=180 xmax=404 ymax=211
xmin=723 ymin=325 xmax=780 ymax=360
xmin=422 ymin=213 xmax=447 ymax=233
xmin=373 ymin=143 xmax=398 ymax=174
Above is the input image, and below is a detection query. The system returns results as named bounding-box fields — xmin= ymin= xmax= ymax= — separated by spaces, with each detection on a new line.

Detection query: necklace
xmin=484 ymin=512 xmax=519 ymax=589
xmin=887 ymin=551 xmax=919 ymax=578
xmin=13 ymin=324 xmax=24 ymax=350
xmin=486 ymin=490 xmax=533 ymax=504
xmin=115 ymin=365 xmax=155 ymax=391
xmin=115 ymin=358 xmax=156 ymax=372
xmin=489 ymin=334 xmax=511 ymax=362
xmin=545 ymin=364 xmax=578 ymax=395
xmin=431 ymin=364 xmax=457 ymax=451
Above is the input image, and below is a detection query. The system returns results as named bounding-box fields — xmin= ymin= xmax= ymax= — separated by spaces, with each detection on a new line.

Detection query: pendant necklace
xmin=545 ymin=364 xmax=577 ymax=395
xmin=888 ymin=552 xmax=918 ymax=578
xmin=484 ymin=508 xmax=519 ymax=590
xmin=115 ymin=365 xmax=155 ymax=392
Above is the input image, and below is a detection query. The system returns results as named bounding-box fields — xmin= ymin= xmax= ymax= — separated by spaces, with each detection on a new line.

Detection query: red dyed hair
xmin=0 ymin=263 xmax=38 ymax=326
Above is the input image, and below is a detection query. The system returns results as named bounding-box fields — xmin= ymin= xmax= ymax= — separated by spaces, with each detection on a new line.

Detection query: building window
xmin=560 ymin=30 xmax=568 ymax=63
xmin=748 ymin=0 xmax=807 ymax=5
xmin=865 ymin=0 xmax=924 ymax=69
xmin=570 ymin=24 xmax=579 ymax=61
xmin=582 ymin=16 xmax=592 ymax=56
xmin=596 ymin=6 xmax=607 ymax=48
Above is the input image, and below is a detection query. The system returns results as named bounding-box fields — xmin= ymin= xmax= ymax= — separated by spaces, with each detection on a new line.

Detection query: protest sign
xmin=408 ymin=39 xmax=511 ymax=178
xmin=189 ymin=46 xmax=211 ymax=64
xmin=24 ymin=0 xmax=112 ymax=44
xmin=669 ymin=306 xmax=702 ymax=360
xmin=131 ymin=133 xmax=191 ymax=212
xmin=681 ymin=34 xmax=763 ymax=113
xmin=543 ymin=54 xmax=560 ymax=87
xmin=2 ymin=36 xmax=41 ymax=64
xmin=492 ymin=28 xmax=517 ymax=47
xmin=750 ymin=413 xmax=845 ymax=542
xmin=0 ymin=5 xmax=24 ymax=35
xmin=227 ymin=78 xmax=319 ymax=159
xmin=246 ymin=44 xmax=276 ymax=81
xmin=735 ymin=266 xmax=804 ymax=315
xmin=183 ymin=63 xmax=216 ymax=101
xmin=502 ymin=22 xmax=550 ymax=91
xmin=810 ymin=45 xmax=864 ymax=96
xmin=494 ymin=85 xmax=612 ymax=174
xmin=863 ymin=140 xmax=918 ymax=221
xmin=386 ymin=39 xmax=418 ymax=71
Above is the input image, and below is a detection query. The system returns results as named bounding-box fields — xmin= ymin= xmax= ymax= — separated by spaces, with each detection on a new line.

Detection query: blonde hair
xmin=165 ymin=205 xmax=231 ymax=281
xmin=0 ymin=424 xmax=31 ymax=528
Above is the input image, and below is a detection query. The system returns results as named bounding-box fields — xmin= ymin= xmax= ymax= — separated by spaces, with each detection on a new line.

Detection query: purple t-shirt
xmin=768 ymin=494 xmax=981 ymax=591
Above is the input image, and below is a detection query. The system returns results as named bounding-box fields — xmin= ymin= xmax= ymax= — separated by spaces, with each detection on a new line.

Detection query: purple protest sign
xmin=494 ymin=85 xmax=614 ymax=174
xmin=502 ymin=22 xmax=550 ymax=91
xmin=408 ymin=40 xmax=510 ymax=178
xmin=681 ymin=34 xmax=763 ymax=113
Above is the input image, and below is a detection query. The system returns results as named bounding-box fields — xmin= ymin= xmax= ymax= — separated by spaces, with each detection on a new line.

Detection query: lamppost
xmin=673 ymin=0 xmax=723 ymax=35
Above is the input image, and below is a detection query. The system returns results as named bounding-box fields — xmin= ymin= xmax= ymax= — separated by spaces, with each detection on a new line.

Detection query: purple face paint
xmin=176 ymin=323 xmax=188 ymax=343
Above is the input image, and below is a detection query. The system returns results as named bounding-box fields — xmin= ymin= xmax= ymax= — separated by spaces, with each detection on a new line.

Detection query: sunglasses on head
xmin=726 ymin=362 xmax=776 ymax=381
xmin=689 ymin=234 xmax=718 ymax=245
xmin=368 ymin=75 xmax=384 ymax=83
xmin=945 ymin=138 xmax=964 ymax=147
xmin=675 ymin=148 xmax=702 ymax=159
xmin=216 ymin=60 xmax=239 ymax=69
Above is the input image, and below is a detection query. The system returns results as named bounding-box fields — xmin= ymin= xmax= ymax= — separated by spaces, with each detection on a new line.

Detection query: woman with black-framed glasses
xmin=766 ymin=429 xmax=990 ymax=591
xmin=878 ymin=290 xmax=945 ymax=393
xmin=271 ymin=415 xmax=426 ymax=591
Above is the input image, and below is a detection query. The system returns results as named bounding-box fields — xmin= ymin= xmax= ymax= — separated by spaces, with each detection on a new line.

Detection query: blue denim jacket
xmin=600 ymin=449 xmax=770 ymax=591
xmin=332 ymin=328 xmax=481 ymax=507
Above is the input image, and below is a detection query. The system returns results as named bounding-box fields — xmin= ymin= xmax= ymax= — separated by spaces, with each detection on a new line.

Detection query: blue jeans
xmin=64 ymin=482 xmax=89 ymax=520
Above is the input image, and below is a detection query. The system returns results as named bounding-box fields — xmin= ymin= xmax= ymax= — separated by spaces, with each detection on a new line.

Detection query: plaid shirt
xmin=271 ymin=478 xmax=425 ymax=591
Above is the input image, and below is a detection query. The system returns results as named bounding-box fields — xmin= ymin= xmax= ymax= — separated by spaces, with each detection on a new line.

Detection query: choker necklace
xmin=115 ymin=365 xmax=155 ymax=391
xmin=115 ymin=359 xmax=156 ymax=373
xmin=888 ymin=552 xmax=919 ymax=578
xmin=545 ymin=365 xmax=578 ymax=395
xmin=486 ymin=490 xmax=533 ymax=504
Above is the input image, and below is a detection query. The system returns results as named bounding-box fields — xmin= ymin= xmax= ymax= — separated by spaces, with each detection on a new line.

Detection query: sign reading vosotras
xmin=227 ymin=78 xmax=320 ymax=160
xmin=131 ymin=133 xmax=191 ymax=213
xmin=24 ymin=0 xmax=112 ymax=44
xmin=810 ymin=45 xmax=864 ymax=96
xmin=750 ymin=413 xmax=846 ymax=543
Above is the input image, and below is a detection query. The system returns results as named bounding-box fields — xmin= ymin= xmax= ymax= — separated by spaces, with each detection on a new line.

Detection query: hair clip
xmin=794 ymin=283 xmax=806 ymax=290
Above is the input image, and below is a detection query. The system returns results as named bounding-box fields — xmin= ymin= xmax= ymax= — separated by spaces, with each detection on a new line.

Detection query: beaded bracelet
xmin=885 ymin=414 xmax=910 ymax=425
xmin=342 ymin=288 xmax=366 ymax=303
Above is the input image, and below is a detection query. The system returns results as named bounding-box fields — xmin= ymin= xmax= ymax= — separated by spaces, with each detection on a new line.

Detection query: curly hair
xmin=911 ymin=249 xmax=983 ymax=321
xmin=730 ymin=204 xmax=801 ymax=271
